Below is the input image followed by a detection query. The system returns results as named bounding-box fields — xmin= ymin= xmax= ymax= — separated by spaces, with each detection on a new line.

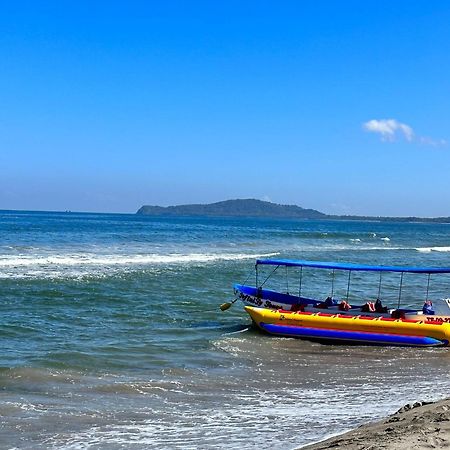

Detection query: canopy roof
xmin=256 ymin=259 xmax=450 ymax=274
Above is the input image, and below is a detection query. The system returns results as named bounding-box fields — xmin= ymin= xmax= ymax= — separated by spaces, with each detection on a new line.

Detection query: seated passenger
xmin=374 ymin=298 xmax=388 ymax=313
xmin=422 ymin=300 xmax=434 ymax=315
xmin=391 ymin=309 xmax=406 ymax=319
xmin=291 ymin=303 xmax=305 ymax=312
xmin=338 ymin=300 xmax=351 ymax=311
xmin=361 ymin=301 xmax=376 ymax=313
xmin=317 ymin=296 xmax=338 ymax=309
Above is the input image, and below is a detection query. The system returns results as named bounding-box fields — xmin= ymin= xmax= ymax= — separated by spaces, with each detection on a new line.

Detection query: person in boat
xmin=361 ymin=299 xmax=387 ymax=313
xmin=391 ymin=309 xmax=406 ymax=319
xmin=375 ymin=298 xmax=388 ymax=313
xmin=338 ymin=300 xmax=351 ymax=311
xmin=361 ymin=301 xmax=376 ymax=313
xmin=291 ymin=303 xmax=305 ymax=312
xmin=316 ymin=296 xmax=338 ymax=309
xmin=423 ymin=300 xmax=435 ymax=315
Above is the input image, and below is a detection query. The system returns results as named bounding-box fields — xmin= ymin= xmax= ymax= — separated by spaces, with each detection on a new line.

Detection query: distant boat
xmin=232 ymin=259 xmax=450 ymax=347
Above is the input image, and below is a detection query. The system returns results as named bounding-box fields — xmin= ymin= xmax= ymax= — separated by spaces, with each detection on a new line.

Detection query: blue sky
xmin=1 ymin=1 xmax=449 ymax=215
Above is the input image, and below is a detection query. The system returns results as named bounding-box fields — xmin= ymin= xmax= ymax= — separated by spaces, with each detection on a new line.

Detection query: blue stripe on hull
xmin=260 ymin=323 xmax=446 ymax=347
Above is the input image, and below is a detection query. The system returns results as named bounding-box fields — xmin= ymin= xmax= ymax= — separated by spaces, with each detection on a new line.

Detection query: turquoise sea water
xmin=1 ymin=211 xmax=450 ymax=449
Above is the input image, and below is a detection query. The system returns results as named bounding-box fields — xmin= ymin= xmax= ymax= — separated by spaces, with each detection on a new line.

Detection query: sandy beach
xmin=301 ymin=398 xmax=450 ymax=449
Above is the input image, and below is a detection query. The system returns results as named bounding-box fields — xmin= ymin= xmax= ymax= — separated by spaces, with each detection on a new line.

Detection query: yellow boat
xmin=245 ymin=306 xmax=450 ymax=347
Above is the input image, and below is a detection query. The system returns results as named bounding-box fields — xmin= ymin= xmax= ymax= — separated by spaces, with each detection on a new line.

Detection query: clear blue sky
xmin=1 ymin=1 xmax=449 ymax=216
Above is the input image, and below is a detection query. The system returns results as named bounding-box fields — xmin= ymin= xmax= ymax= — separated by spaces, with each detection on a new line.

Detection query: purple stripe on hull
xmin=260 ymin=323 xmax=447 ymax=347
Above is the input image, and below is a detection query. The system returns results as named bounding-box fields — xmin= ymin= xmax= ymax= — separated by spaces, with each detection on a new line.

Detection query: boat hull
xmin=234 ymin=284 xmax=318 ymax=311
xmin=245 ymin=306 xmax=450 ymax=347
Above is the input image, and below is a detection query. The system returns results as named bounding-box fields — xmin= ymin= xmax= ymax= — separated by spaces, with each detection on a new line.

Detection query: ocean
xmin=1 ymin=211 xmax=450 ymax=449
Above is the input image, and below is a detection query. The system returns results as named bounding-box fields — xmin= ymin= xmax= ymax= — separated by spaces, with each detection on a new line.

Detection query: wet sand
xmin=301 ymin=398 xmax=450 ymax=449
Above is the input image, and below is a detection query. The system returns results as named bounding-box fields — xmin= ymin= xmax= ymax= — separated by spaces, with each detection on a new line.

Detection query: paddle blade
xmin=220 ymin=302 xmax=233 ymax=311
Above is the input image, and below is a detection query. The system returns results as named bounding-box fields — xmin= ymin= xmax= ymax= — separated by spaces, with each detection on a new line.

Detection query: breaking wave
xmin=0 ymin=252 xmax=279 ymax=268
xmin=416 ymin=246 xmax=450 ymax=253
xmin=0 ymin=252 xmax=279 ymax=279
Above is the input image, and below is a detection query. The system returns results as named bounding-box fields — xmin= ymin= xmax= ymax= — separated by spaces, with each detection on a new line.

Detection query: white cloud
xmin=363 ymin=118 xmax=447 ymax=147
xmin=363 ymin=119 xmax=414 ymax=142
xmin=419 ymin=136 xmax=448 ymax=147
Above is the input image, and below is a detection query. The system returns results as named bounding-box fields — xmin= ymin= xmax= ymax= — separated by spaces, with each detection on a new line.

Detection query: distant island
xmin=137 ymin=199 xmax=450 ymax=223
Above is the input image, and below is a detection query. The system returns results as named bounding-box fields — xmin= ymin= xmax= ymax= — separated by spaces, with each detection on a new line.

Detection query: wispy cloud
xmin=418 ymin=136 xmax=448 ymax=147
xmin=363 ymin=118 xmax=447 ymax=147
xmin=363 ymin=119 xmax=413 ymax=142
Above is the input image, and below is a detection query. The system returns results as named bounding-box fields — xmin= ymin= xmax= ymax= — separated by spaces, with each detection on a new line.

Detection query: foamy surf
xmin=0 ymin=252 xmax=280 ymax=267
xmin=416 ymin=246 xmax=450 ymax=253
xmin=39 ymin=360 xmax=449 ymax=450
xmin=0 ymin=252 xmax=280 ymax=279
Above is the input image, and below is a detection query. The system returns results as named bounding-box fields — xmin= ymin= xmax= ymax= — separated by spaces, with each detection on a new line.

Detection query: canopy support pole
xmin=346 ymin=271 xmax=351 ymax=301
xmin=397 ymin=272 xmax=404 ymax=309
xmin=426 ymin=273 xmax=431 ymax=301
xmin=377 ymin=271 xmax=382 ymax=300
xmin=331 ymin=269 xmax=335 ymax=297
xmin=285 ymin=266 xmax=289 ymax=294
xmin=298 ymin=266 xmax=303 ymax=297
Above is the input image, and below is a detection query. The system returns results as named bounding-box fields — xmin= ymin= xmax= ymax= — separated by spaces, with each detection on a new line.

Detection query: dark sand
xmin=300 ymin=399 xmax=450 ymax=449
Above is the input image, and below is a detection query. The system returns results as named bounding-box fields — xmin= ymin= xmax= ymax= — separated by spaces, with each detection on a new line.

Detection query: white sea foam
xmin=350 ymin=238 xmax=361 ymax=243
xmin=43 ymin=377 xmax=446 ymax=450
xmin=221 ymin=327 xmax=250 ymax=336
xmin=290 ymin=243 xmax=403 ymax=252
xmin=381 ymin=237 xmax=390 ymax=242
xmin=0 ymin=252 xmax=280 ymax=268
xmin=0 ymin=252 xmax=280 ymax=279
xmin=416 ymin=246 xmax=450 ymax=253
xmin=2 ymin=401 xmax=48 ymax=413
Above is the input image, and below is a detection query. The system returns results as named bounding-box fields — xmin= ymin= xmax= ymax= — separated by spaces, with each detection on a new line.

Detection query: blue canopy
xmin=256 ymin=258 xmax=450 ymax=274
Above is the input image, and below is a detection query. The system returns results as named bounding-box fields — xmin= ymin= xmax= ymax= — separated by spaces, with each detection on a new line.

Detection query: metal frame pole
xmin=346 ymin=271 xmax=351 ymax=301
xmin=298 ymin=267 xmax=303 ymax=297
xmin=377 ymin=271 xmax=382 ymax=300
xmin=285 ymin=266 xmax=289 ymax=294
xmin=397 ymin=272 xmax=404 ymax=309
xmin=331 ymin=269 xmax=335 ymax=297
xmin=425 ymin=273 xmax=431 ymax=301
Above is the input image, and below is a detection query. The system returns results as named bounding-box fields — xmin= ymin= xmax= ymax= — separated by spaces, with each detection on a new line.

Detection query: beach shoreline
xmin=299 ymin=398 xmax=450 ymax=449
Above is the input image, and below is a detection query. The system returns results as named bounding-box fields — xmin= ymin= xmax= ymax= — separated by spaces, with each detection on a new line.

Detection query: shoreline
xmin=299 ymin=398 xmax=450 ymax=449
